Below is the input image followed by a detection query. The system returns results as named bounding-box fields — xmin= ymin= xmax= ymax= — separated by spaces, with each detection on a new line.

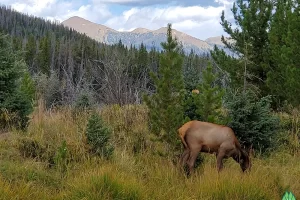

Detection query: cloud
xmin=5 ymin=0 xmax=112 ymax=23
xmin=105 ymin=4 xmax=233 ymax=39
xmin=92 ymin=0 xmax=217 ymax=7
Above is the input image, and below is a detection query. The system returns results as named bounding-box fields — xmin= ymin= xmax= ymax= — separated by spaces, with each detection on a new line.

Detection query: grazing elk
xmin=178 ymin=120 xmax=251 ymax=175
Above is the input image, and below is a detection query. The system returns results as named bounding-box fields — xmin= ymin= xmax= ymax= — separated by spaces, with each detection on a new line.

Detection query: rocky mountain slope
xmin=62 ymin=16 xmax=230 ymax=55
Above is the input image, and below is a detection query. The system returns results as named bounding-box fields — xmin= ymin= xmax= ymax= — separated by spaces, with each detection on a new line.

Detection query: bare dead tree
xmin=90 ymin=51 xmax=150 ymax=105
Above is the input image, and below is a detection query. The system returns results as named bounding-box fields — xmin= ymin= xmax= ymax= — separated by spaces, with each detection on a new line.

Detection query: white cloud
xmin=93 ymin=0 xmax=213 ymax=6
xmin=105 ymin=5 xmax=233 ymax=39
xmin=5 ymin=0 xmax=112 ymax=23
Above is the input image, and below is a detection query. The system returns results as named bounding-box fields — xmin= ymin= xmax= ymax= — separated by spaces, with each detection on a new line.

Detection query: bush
xmin=225 ymin=90 xmax=280 ymax=154
xmin=2 ymin=90 xmax=33 ymax=129
xmin=85 ymin=112 xmax=114 ymax=159
xmin=74 ymin=93 xmax=92 ymax=111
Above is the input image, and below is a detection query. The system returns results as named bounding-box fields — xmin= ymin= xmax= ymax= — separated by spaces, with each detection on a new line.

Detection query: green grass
xmin=0 ymin=104 xmax=299 ymax=200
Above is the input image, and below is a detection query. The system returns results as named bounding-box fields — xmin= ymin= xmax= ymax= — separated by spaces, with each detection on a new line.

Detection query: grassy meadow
xmin=0 ymin=102 xmax=299 ymax=200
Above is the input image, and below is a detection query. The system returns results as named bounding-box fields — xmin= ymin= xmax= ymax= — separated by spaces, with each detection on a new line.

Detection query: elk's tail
xmin=178 ymin=125 xmax=189 ymax=149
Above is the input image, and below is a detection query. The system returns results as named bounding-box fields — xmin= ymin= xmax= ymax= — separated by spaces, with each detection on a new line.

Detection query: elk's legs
xmin=179 ymin=148 xmax=190 ymax=168
xmin=216 ymin=151 xmax=225 ymax=173
xmin=186 ymin=146 xmax=202 ymax=176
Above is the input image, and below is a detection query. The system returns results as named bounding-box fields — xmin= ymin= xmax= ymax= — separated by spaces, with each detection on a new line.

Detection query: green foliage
xmin=20 ymin=72 xmax=36 ymax=102
xmin=266 ymin=0 xmax=292 ymax=107
xmin=225 ymin=90 xmax=280 ymax=154
xmin=269 ymin=0 xmax=300 ymax=107
xmin=38 ymin=33 xmax=51 ymax=75
xmin=143 ymin=23 xmax=187 ymax=150
xmin=85 ymin=112 xmax=114 ymax=159
xmin=213 ymin=0 xmax=300 ymax=108
xmin=191 ymin=62 xmax=227 ymax=124
xmin=144 ymin=24 xmax=188 ymax=150
xmin=217 ymin=0 xmax=273 ymax=95
xmin=0 ymin=33 xmax=34 ymax=130
xmin=183 ymin=50 xmax=207 ymax=91
xmin=74 ymin=93 xmax=93 ymax=111
xmin=183 ymin=90 xmax=201 ymax=121
xmin=2 ymin=89 xmax=33 ymax=129
xmin=210 ymin=46 xmax=242 ymax=89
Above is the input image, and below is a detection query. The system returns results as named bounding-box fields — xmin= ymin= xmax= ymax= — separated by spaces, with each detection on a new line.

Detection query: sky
xmin=0 ymin=0 xmax=234 ymax=40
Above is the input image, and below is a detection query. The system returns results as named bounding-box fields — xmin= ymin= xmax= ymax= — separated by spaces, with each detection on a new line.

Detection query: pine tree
xmin=38 ymin=33 xmax=51 ymax=75
xmin=266 ymin=0 xmax=300 ymax=107
xmin=193 ymin=62 xmax=226 ymax=124
xmin=143 ymin=23 xmax=186 ymax=150
xmin=213 ymin=0 xmax=273 ymax=95
xmin=280 ymin=1 xmax=300 ymax=106
xmin=132 ymin=42 xmax=148 ymax=80
xmin=267 ymin=0 xmax=292 ymax=107
xmin=25 ymin=34 xmax=36 ymax=72
xmin=0 ymin=33 xmax=34 ymax=130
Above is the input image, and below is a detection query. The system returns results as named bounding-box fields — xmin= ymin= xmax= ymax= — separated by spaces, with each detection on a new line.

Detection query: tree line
xmin=0 ymin=5 xmax=211 ymax=109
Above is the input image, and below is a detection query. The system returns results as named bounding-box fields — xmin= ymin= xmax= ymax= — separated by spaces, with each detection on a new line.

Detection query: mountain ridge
xmin=62 ymin=16 xmax=229 ymax=54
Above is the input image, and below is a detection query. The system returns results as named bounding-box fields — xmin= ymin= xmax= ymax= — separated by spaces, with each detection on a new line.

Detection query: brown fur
xmin=178 ymin=120 xmax=251 ymax=175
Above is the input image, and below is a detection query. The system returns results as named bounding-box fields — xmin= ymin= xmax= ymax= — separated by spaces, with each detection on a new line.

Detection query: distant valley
xmin=62 ymin=16 xmax=230 ymax=55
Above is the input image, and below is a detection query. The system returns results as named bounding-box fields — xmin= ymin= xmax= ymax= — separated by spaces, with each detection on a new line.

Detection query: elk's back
xmin=181 ymin=121 xmax=238 ymax=151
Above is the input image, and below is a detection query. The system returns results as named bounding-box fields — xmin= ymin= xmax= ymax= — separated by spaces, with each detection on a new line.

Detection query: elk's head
xmin=240 ymin=150 xmax=251 ymax=172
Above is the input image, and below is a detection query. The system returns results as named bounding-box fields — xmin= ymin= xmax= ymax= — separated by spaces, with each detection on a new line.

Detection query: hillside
xmin=0 ymin=6 xmax=214 ymax=107
xmin=62 ymin=16 xmax=227 ymax=54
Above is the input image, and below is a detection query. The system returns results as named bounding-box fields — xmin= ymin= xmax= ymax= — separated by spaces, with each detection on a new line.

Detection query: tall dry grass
xmin=0 ymin=102 xmax=299 ymax=199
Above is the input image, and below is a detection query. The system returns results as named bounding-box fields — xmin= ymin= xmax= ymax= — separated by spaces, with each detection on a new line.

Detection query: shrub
xmin=2 ymin=90 xmax=33 ymax=129
xmin=85 ymin=112 xmax=114 ymax=159
xmin=225 ymin=90 xmax=280 ymax=154
xmin=74 ymin=93 xmax=93 ymax=111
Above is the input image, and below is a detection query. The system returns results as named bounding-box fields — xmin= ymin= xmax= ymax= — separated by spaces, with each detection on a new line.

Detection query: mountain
xmin=62 ymin=16 xmax=229 ymax=55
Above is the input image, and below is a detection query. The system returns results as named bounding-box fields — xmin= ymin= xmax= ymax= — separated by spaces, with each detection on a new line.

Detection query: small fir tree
xmin=143 ymin=23 xmax=187 ymax=150
xmin=225 ymin=90 xmax=280 ymax=154
xmin=0 ymin=33 xmax=34 ymax=130
xmin=85 ymin=112 xmax=114 ymax=159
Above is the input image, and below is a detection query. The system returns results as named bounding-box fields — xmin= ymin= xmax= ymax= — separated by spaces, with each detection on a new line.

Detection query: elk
xmin=178 ymin=120 xmax=251 ymax=175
